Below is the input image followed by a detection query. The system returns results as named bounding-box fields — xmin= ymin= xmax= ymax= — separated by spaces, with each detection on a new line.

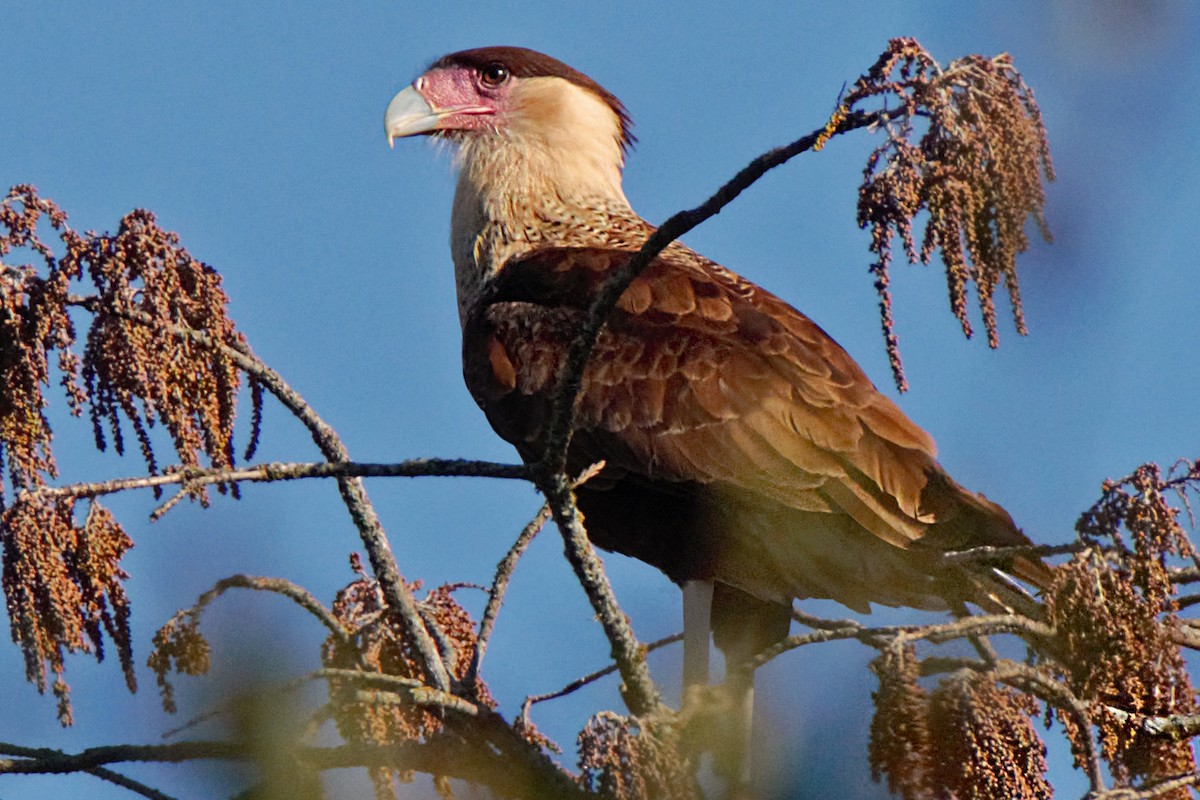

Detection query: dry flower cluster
xmin=848 ymin=38 xmax=1055 ymax=390
xmin=321 ymin=556 xmax=494 ymax=800
xmin=866 ymin=459 xmax=1200 ymax=800
xmin=868 ymin=643 xmax=1053 ymax=800
xmin=1052 ymin=462 xmax=1200 ymax=797
xmin=0 ymin=184 xmax=259 ymax=722
xmin=577 ymin=712 xmax=696 ymax=800
xmin=868 ymin=644 xmax=932 ymax=798
xmin=0 ymin=497 xmax=134 ymax=724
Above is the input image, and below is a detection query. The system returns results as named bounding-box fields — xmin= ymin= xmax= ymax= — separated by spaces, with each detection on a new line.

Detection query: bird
xmin=384 ymin=45 xmax=1048 ymax=782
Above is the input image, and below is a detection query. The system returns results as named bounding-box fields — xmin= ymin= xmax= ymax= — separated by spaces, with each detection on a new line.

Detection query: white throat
xmin=447 ymin=77 xmax=633 ymax=324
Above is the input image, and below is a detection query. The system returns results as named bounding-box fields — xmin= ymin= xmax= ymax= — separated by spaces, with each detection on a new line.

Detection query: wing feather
xmin=462 ymin=242 xmax=1037 ymax=608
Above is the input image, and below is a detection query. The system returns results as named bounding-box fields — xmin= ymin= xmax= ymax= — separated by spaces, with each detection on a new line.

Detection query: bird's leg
xmin=681 ymin=579 xmax=721 ymax=784
xmin=721 ymin=644 xmax=756 ymax=792
xmin=710 ymin=587 xmax=788 ymax=797
xmin=682 ymin=579 xmax=715 ymax=694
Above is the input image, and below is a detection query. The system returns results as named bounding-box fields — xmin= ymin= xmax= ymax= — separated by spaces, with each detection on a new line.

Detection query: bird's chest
xmin=460 ymin=299 xmax=580 ymax=455
xmin=452 ymin=214 xmax=544 ymax=323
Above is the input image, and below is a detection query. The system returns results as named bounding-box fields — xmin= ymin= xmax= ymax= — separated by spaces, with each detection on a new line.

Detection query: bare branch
xmin=65 ymin=293 xmax=455 ymax=693
xmin=468 ymin=462 xmax=606 ymax=690
xmin=193 ymin=575 xmax=353 ymax=647
xmin=468 ymin=503 xmax=552 ymax=689
xmin=0 ymin=742 xmax=179 ymax=800
xmin=19 ymin=459 xmax=529 ymax=506
xmin=937 ymin=541 xmax=1087 ymax=567
xmin=540 ymin=470 xmax=663 ymax=716
xmin=0 ymin=740 xmax=243 ymax=773
xmin=1091 ymin=772 xmax=1200 ymax=800
xmin=0 ymin=738 xmax=588 ymax=800
xmin=315 ymin=668 xmax=482 ymax=718
xmin=517 ymin=633 xmax=684 ymax=727
xmin=758 ymin=612 xmax=1056 ymax=669
xmin=84 ymin=768 xmax=179 ymax=800
xmin=1102 ymin=707 xmax=1200 ymax=744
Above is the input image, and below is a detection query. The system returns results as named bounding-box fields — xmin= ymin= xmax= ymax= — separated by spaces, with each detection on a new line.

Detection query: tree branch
xmin=517 ymin=632 xmax=683 ymax=728
xmin=190 ymin=575 xmax=354 ymax=649
xmin=755 ymin=612 xmax=1057 ymax=669
xmin=84 ymin=767 xmax=178 ymax=800
xmin=0 ymin=737 xmax=588 ymax=800
xmin=937 ymin=541 xmax=1086 ymax=567
xmin=468 ymin=462 xmax=607 ymax=690
xmin=1102 ymin=707 xmax=1200 ymax=744
xmin=1090 ymin=771 xmax=1200 ymax=800
xmin=467 ymin=503 xmax=552 ymax=689
xmin=539 ymin=470 xmax=663 ymax=717
xmin=315 ymin=668 xmax=483 ymax=718
xmin=67 ymin=294 xmax=454 ymax=693
xmin=0 ymin=743 xmax=180 ymax=800
xmin=17 ymin=458 xmax=530 ymax=507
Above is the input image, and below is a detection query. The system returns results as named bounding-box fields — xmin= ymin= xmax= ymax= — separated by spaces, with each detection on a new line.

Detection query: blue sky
xmin=3 ymin=2 xmax=1199 ymax=798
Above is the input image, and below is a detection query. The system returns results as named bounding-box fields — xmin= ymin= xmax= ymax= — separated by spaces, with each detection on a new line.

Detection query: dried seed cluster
xmin=869 ymin=459 xmax=1200 ymax=799
xmin=577 ymin=711 xmax=696 ymax=800
xmin=1048 ymin=461 xmax=1200 ymax=797
xmin=0 ymin=497 xmax=134 ymax=724
xmin=848 ymin=38 xmax=1054 ymax=390
xmin=869 ymin=645 xmax=933 ymax=799
xmin=321 ymin=557 xmax=493 ymax=800
xmin=1 ymin=185 xmax=258 ymax=721
xmin=869 ymin=646 xmax=1051 ymax=799
xmin=146 ymin=607 xmax=212 ymax=715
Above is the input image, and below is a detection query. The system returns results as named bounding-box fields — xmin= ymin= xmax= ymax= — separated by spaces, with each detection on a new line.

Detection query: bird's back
xmin=462 ymin=226 xmax=1045 ymax=616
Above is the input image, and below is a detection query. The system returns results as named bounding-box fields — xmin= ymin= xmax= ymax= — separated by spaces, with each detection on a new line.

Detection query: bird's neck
xmin=448 ymin=129 xmax=638 ymax=325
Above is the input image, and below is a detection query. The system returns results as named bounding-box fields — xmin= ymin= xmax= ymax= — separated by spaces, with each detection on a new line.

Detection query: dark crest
xmin=431 ymin=46 xmax=636 ymax=153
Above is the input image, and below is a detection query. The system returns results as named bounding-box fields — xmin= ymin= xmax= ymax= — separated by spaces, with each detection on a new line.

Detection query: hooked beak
xmin=384 ymin=81 xmax=491 ymax=147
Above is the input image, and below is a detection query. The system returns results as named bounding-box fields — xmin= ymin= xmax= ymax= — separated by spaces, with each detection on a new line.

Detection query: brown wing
xmin=463 ymin=244 xmax=1040 ymax=610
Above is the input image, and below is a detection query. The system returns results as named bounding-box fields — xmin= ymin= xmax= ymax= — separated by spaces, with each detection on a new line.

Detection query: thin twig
xmin=467 ymin=503 xmax=552 ymax=689
xmin=85 ymin=767 xmax=179 ymax=800
xmin=17 ymin=458 xmax=530 ymax=505
xmin=0 ymin=740 xmax=243 ymax=772
xmin=1090 ymin=771 xmax=1200 ymax=800
xmin=161 ymin=669 xmax=323 ymax=740
xmin=754 ymin=613 xmax=1056 ymax=669
xmin=162 ymin=664 xmax=480 ymax=742
xmin=468 ymin=462 xmax=606 ymax=689
xmin=517 ymin=633 xmax=684 ymax=728
xmin=315 ymin=668 xmax=482 ymax=718
xmin=1101 ymin=707 xmax=1200 ymax=743
xmin=0 ymin=738 xmax=587 ymax=800
xmin=791 ymin=606 xmax=866 ymax=631
xmin=189 ymin=575 xmax=354 ymax=649
xmin=937 ymin=541 xmax=1087 ymax=567
xmin=1171 ymin=566 xmax=1200 ymax=585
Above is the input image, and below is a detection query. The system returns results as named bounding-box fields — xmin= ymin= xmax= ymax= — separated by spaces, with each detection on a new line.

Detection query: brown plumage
xmin=385 ymin=46 xmax=1046 ymax=658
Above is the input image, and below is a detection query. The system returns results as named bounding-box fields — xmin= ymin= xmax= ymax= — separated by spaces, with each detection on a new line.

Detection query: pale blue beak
xmin=384 ymin=85 xmax=444 ymax=146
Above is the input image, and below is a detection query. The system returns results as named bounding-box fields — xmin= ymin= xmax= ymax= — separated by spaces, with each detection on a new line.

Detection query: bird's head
xmin=385 ymin=47 xmax=635 ymax=203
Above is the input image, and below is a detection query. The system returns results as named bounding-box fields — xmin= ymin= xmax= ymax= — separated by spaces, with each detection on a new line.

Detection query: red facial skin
xmin=410 ymin=65 xmax=511 ymax=133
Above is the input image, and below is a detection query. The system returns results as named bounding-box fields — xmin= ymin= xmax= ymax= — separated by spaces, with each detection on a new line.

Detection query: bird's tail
xmin=953 ymin=556 xmax=1053 ymax=620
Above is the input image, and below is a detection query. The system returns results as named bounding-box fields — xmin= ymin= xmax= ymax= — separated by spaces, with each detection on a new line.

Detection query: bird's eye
xmin=480 ymin=63 xmax=509 ymax=87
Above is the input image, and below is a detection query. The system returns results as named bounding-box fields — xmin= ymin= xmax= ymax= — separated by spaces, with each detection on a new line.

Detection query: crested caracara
xmin=384 ymin=45 xmax=1046 ymax=766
